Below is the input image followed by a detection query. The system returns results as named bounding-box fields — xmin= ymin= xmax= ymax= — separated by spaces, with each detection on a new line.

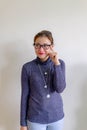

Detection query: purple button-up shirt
xmin=20 ymin=57 xmax=66 ymax=126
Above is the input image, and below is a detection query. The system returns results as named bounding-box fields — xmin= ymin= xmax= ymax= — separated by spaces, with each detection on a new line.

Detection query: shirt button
xmin=46 ymin=94 xmax=50 ymax=98
xmin=44 ymin=85 xmax=47 ymax=88
xmin=44 ymin=72 xmax=47 ymax=75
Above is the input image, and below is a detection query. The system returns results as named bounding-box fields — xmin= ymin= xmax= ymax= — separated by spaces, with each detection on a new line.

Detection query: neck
xmin=39 ymin=56 xmax=49 ymax=62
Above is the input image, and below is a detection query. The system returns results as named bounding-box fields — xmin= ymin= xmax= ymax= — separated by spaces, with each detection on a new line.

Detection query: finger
xmin=47 ymin=47 xmax=54 ymax=55
xmin=49 ymin=52 xmax=56 ymax=59
xmin=52 ymin=52 xmax=57 ymax=58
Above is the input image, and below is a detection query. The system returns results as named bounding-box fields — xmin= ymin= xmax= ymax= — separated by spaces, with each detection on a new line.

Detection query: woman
xmin=20 ymin=30 xmax=66 ymax=130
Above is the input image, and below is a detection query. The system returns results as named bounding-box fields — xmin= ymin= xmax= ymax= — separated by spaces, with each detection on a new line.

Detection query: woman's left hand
xmin=48 ymin=47 xmax=60 ymax=65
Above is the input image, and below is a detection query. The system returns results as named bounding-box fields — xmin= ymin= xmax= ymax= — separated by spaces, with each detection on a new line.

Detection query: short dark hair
xmin=34 ymin=30 xmax=54 ymax=44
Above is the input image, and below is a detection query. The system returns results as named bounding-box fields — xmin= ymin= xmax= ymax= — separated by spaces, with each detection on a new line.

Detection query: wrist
xmin=54 ymin=60 xmax=60 ymax=65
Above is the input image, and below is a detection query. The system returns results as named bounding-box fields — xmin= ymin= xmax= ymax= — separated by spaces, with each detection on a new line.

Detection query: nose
xmin=39 ymin=46 xmax=44 ymax=51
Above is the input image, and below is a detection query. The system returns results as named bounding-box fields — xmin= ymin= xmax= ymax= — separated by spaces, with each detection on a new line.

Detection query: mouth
xmin=38 ymin=52 xmax=45 ymax=55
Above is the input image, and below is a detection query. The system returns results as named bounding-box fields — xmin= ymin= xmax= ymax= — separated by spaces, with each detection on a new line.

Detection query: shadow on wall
xmin=0 ymin=41 xmax=32 ymax=130
xmin=63 ymin=63 xmax=87 ymax=130
xmin=74 ymin=65 xmax=87 ymax=130
xmin=70 ymin=64 xmax=87 ymax=130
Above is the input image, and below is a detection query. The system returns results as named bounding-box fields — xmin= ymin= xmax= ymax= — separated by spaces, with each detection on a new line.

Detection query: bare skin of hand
xmin=20 ymin=126 xmax=28 ymax=130
xmin=47 ymin=46 xmax=60 ymax=65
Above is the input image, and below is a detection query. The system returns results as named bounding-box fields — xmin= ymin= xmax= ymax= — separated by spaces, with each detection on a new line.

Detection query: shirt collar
xmin=36 ymin=57 xmax=51 ymax=65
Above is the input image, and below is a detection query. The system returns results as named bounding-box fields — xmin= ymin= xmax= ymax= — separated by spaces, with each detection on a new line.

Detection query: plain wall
xmin=0 ymin=0 xmax=87 ymax=130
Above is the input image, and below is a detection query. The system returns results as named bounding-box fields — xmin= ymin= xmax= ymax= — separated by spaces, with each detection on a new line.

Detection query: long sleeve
xmin=20 ymin=65 xmax=29 ymax=126
xmin=53 ymin=59 xmax=66 ymax=93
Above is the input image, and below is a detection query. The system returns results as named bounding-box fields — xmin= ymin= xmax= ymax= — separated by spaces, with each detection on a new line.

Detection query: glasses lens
xmin=43 ymin=45 xmax=50 ymax=50
xmin=35 ymin=44 xmax=40 ymax=49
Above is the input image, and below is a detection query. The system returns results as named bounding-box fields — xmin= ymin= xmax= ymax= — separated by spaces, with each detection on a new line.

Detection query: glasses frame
xmin=33 ymin=43 xmax=52 ymax=50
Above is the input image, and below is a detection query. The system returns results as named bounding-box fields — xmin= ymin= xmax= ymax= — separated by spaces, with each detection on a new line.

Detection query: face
xmin=34 ymin=36 xmax=53 ymax=61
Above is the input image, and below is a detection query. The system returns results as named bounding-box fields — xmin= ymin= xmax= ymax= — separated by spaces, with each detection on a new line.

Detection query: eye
xmin=34 ymin=43 xmax=40 ymax=47
xmin=35 ymin=44 xmax=39 ymax=47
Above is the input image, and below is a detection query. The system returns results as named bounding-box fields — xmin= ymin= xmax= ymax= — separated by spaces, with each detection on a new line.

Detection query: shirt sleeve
xmin=20 ymin=65 xmax=29 ymax=126
xmin=53 ymin=59 xmax=66 ymax=93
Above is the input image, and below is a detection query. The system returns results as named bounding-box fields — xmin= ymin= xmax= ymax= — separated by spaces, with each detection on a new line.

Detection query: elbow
xmin=55 ymin=82 xmax=66 ymax=93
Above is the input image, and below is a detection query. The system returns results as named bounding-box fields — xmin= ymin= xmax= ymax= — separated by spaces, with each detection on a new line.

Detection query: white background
xmin=0 ymin=0 xmax=87 ymax=130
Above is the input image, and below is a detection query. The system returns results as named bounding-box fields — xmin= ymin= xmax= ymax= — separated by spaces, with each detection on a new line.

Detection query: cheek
xmin=34 ymin=49 xmax=38 ymax=54
xmin=45 ymin=49 xmax=51 ymax=54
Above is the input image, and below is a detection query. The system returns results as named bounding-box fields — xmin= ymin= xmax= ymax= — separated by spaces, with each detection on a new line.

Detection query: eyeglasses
xmin=33 ymin=43 xmax=52 ymax=50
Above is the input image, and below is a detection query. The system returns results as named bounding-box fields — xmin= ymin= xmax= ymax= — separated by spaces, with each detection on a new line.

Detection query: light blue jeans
xmin=27 ymin=118 xmax=64 ymax=130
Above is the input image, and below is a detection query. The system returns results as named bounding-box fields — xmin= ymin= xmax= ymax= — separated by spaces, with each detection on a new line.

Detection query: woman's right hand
xmin=20 ymin=126 xmax=28 ymax=130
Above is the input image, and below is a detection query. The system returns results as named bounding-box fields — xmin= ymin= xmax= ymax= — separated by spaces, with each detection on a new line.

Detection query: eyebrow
xmin=34 ymin=43 xmax=51 ymax=45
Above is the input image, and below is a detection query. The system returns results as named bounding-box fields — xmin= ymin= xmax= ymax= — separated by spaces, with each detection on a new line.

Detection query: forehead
xmin=35 ymin=36 xmax=51 ymax=44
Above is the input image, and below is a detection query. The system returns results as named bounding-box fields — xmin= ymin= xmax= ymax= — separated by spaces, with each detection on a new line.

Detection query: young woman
xmin=20 ymin=30 xmax=66 ymax=130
